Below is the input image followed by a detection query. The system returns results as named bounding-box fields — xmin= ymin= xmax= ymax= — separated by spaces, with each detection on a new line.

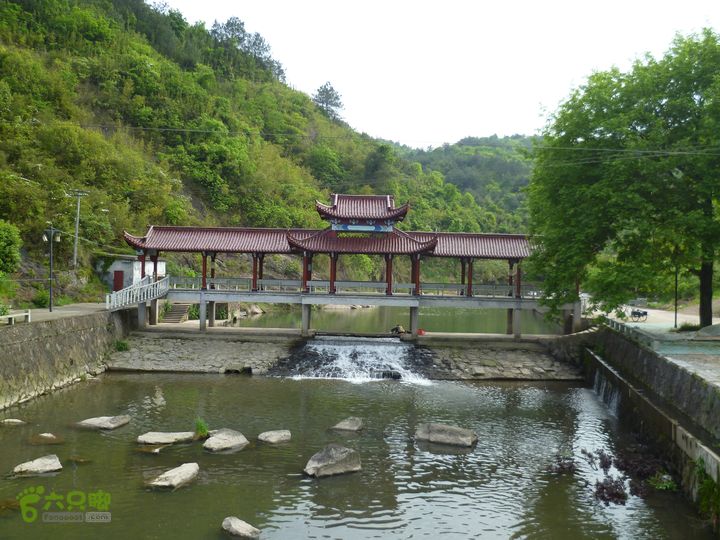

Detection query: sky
xmin=164 ymin=0 xmax=720 ymax=148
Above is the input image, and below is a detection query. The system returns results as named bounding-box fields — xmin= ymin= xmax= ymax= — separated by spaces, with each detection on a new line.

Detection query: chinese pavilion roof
xmin=124 ymin=226 xmax=530 ymax=260
xmin=287 ymin=229 xmax=437 ymax=255
xmin=315 ymin=194 xmax=409 ymax=223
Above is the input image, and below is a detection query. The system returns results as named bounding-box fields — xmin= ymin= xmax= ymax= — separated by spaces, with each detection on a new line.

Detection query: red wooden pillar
xmin=210 ymin=253 xmax=216 ymax=289
xmin=466 ymin=258 xmax=474 ymax=297
xmin=251 ymin=254 xmax=258 ymax=291
xmin=139 ymin=251 xmax=146 ymax=279
xmin=201 ymin=252 xmax=208 ymax=290
xmin=515 ymin=263 xmax=522 ymax=298
xmin=385 ymin=254 xmax=393 ymax=295
xmin=258 ymin=254 xmax=264 ymax=290
xmin=460 ymin=258 xmax=466 ymax=295
xmin=302 ymin=252 xmax=309 ymax=293
xmin=413 ymin=255 xmax=422 ymax=295
xmin=329 ymin=253 xmax=337 ymax=294
xmin=508 ymin=260 xmax=515 ymax=296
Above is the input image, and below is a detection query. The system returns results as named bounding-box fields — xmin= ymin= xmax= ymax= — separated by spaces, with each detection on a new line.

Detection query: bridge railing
xmin=106 ymin=276 xmax=170 ymax=311
xmin=167 ymin=276 xmax=542 ymax=298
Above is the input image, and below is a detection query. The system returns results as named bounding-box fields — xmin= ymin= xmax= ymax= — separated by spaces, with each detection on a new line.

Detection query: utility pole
xmin=68 ymin=190 xmax=88 ymax=269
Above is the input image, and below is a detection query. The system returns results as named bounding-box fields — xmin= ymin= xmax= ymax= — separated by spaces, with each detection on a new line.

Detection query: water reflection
xmin=0 ymin=375 xmax=711 ymax=539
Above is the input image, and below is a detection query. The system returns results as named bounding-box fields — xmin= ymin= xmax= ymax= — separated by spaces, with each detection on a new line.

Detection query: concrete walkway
xmin=11 ymin=302 xmax=107 ymax=323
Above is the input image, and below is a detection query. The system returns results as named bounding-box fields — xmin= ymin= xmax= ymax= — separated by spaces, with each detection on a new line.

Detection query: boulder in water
xmin=258 ymin=430 xmax=291 ymax=444
xmin=203 ymin=428 xmax=249 ymax=452
xmin=13 ymin=454 xmax=62 ymax=475
xmin=1 ymin=418 xmax=26 ymax=426
xmin=147 ymin=463 xmax=199 ymax=489
xmin=304 ymin=444 xmax=361 ymax=477
xmin=415 ymin=423 xmax=478 ymax=447
xmin=332 ymin=417 xmax=363 ymax=431
xmin=77 ymin=415 xmax=130 ymax=430
xmin=137 ymin=431 xmax=195 ymax=445
xmin=222 ymin=516 xmax=261 ymax=538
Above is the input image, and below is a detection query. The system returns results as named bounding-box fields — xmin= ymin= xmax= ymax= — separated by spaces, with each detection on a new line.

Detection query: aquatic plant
xmin=647 ymin=472 xmax=677 ymax=491
xmin=695 ymin=459 xmax=720 ymax=527
xmin=594 ymin=475 xmax=628 ymax=506
xmin=114 ymin=340 xmax=129 ymax=352
xmin=194 ymin=417 xmax=209 ymax=439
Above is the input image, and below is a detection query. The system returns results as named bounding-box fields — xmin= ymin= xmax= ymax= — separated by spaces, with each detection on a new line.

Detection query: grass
xmin=194 ymin=417 xmax=209 ymax=439
xmin=114 ymin=340 xmax=129 ymax=352
xmin=676 ymin=322 xmax=702 ymax=332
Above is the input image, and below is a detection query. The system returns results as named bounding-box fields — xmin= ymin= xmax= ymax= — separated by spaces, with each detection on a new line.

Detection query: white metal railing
xmin=106 ymin=276 xmax=170 ymax=311
xmin=166 ymin=276 xmax=541 ymax=298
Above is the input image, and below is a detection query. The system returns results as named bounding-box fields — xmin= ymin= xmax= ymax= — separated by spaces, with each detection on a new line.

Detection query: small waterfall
xmin=271 ymin=336 xmax=431 ymax=385
xmin=593 ymin=370 xmax=621 ymax=416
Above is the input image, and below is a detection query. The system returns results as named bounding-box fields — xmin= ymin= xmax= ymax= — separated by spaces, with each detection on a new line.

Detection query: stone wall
xmin=423 ymin=339 xmax=582 ymax=380
xmin=0 ymin=309 xmax=134 ymax=410
xmin=592 ymin=326 xmax=720 ymax=441
xmin=108 ymin=331 xmax=302 ymax=375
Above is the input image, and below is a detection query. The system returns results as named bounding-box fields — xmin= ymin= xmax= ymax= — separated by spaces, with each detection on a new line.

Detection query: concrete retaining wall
xmin=0 ymin=310 xmax=134 ymax=410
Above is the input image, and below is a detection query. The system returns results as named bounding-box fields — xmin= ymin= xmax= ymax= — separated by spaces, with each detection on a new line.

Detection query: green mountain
xmin=400 ymin=135 xmax=535 ymax=232
xmin=0 ymin=0 xmax=517 ymax=300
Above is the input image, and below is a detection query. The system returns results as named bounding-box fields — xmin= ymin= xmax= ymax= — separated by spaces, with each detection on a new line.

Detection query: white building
xmin=98 ymin=255 xmax=166 ymax=291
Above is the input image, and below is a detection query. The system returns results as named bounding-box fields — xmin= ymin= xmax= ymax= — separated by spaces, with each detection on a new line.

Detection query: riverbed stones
xmin=222 ymin=516 xmax=261 ymax=538
xmin=147 ymin=462 xmax=199 ymax=489
xmin=258 ymin=430 xmax=291 ymax=444
xmin=77 ymin=415 xmax=130 ymax=430
xmin=137 ymin=431 xmax=196 ymax=445
xmin=304 ymin=444 xmax=362 ymax=477
xmin=203 ymin=428 xmax=249 ymax=452
xmin=415 ymin=423 xmax=478 ymax=447
xmin=1 ymin=418 xmax=26 ymax=426
xmin=332 ymin=416 xmax=363 ymax=432
xmin=13 ymin=454 xmax=62 ymax=475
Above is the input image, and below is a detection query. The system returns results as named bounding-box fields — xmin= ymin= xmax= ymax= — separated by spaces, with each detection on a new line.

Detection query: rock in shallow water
xmin=332 ymin=417 xmax=363 ymax=432
xmin=222 ymin=516 xmax=261 ymax=538
xmin=203 ymin=428 xmax=249 ymax=452
xmin=415 ymin=423 xmax=478 ymax=447
xmin=258 ymin=430 xmax=291 ymax=444
xmin=137 ymin=431 xmax=195 ymax=445
xmin=13 ymin=454 xmax=62 ymax=475
xmin=1 ymin=418 xmax=26 ymax=426
xmin=147 ymin=463 xmax=199 ymax=489
xmin=77 ymin=415 xmax=130 ymax=430
xmin=304 ymin=444 xmax=361 ymax=477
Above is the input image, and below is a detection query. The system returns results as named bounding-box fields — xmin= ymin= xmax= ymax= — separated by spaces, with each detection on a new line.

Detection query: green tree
xmin=312 ymin=81 xmax=343 ymax=120
xmin=0 ymin=220 xmax=22 ymax=275
xmin=528 ymin=29 xmax=720 ymax=326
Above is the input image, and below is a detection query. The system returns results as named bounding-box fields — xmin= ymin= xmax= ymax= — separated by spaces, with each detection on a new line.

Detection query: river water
xmin=0 ymin=360 xmax=711 ymax=539
xmin=235 ymin=306 xmax=560 ymax=334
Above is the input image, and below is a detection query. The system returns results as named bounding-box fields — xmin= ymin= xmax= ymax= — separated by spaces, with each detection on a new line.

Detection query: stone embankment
xmin=108 ymin=331 xmax=301 ymax=374
xmin=0 ymin=309 xmax=133 ymax=410
xmin=424 ymin=339 xmax=582 ymax=380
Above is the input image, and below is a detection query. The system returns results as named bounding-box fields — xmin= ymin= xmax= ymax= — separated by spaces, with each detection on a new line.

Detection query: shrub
xmin=114 ymin=340 xmax=129 ymax=352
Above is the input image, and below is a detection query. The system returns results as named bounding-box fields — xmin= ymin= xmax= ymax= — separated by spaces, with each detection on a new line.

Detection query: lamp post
xmin=42 ymin=224 xmax=61 ymax=312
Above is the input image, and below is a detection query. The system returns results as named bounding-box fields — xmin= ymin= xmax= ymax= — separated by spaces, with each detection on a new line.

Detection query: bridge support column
xmin=138 ymin=301 xmax=147 ymax=328
xmin=385 ymin=255 xmax=393 ymax=295
xmin=409 ymin=306 xmax=419 ymax=337
xmin=199 ymin=292 xmax=207 ymax=332
xmin=329 ymin=253 xmax=337 ymax=294
xmin=258 ymin=254 xmax=264 ymax=290
xmin=208 ymin=301 xmax=216 ymax=327
xmin=149 ymin=298 xmax=158 ymax=326
xmin=460 ymin=258 xmax=466 ymax=295
xmin=466 ymin=259 xmax=474 ymax=297
xmin=562 ymin=309 xmax=573 ymax=334
xmin=301 ymin=304 xmax=311 ymax=337
xmin=251 ymin=255 xmax=258 ymax=291
xmin=512 ymin=307 xmax=522 ymax=338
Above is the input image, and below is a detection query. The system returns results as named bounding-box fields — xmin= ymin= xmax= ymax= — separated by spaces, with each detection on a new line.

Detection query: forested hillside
xmin=0 ymin=0 xmax=519 ymax=304
xmin=401 ymin=135 xmax=534 ymax=231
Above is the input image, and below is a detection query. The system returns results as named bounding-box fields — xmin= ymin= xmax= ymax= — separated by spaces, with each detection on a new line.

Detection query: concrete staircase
xmin=162 ymin=303 xmax=191 ymax=324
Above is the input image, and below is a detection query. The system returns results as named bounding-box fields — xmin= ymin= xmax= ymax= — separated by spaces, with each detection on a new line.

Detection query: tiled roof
xmin=413 ymin=232 xmax=530 ymax=259
xmin=286 ymin=229 xmax=437 ymax=255
xmin=123 ymin=227 xmax=316 ymax=254
xmin=316 ymin=194 xmax=409 ymax=221
xmin=124 ymin=227 xmax=530 ymax=259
